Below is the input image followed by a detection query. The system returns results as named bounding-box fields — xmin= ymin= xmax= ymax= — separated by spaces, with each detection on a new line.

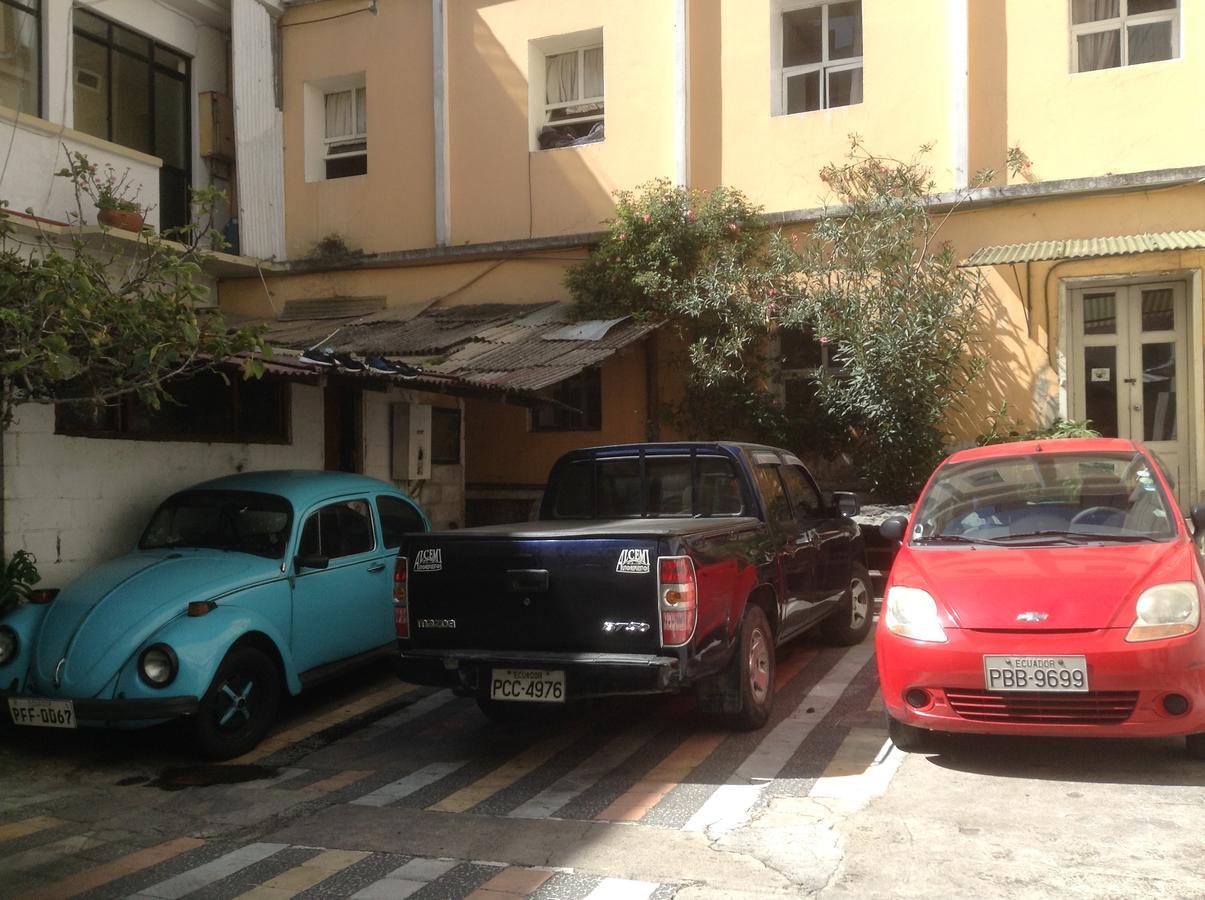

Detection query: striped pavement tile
xmin=23 ymin=837 xmax=206 ymax=900
xmin=0 ymin=833 xmax=107 ymax=876
xmin=233 ymin=848 xmax=370 ymax=899
xmin=130 ymin=842 xmax=289 ymax=899
xmin=0 ymin=816 xmax=65 ymax=845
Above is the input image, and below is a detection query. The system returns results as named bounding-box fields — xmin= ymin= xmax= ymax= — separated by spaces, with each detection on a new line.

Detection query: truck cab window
xmin=754 ymin=465 xmax=794 ymax=526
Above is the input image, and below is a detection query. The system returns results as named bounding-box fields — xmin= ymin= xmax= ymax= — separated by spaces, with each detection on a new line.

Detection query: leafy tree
xmin=0 ymin=154 xmax=267 ymax=606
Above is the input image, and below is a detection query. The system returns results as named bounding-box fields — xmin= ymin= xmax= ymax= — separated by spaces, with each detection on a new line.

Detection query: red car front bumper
xmin=876 ymin=624 xmax=1205 ymax=738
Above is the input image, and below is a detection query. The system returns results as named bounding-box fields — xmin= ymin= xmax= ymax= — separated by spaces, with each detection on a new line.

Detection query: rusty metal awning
xmin=962 ymin=230 xmax=1205 ymax=267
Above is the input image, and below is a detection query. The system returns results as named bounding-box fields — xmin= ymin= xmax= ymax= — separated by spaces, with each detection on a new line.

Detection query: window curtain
xmin=325 ymin=90 xmax=354 ymax=139
xmin=1128 ymin=21 xmax=1172 ymax=64
xmin=355 ymin=86 xmax=366 ymax=133
xmin=1078 ymin=30 xmax=1120 ymax=70
xmin=546 ymin=52 xmax=577 ymax=105
xmin=583 ymin=47 xmax=603 ymax=99
xmin=1072 ymin=0 xmax=1120 ymax=23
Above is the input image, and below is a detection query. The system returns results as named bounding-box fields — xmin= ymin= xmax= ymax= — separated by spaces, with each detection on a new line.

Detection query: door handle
xmin=367 ymin=562 xmax=386 ymax=573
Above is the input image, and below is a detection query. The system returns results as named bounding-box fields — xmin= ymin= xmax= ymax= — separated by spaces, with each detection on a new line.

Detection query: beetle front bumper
xmin=2 ymin=688 xmax=198 ymax=724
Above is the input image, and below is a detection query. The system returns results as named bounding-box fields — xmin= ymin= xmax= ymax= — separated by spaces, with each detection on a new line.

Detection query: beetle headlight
xmin=884 ymin=586 xmax=948 ymax=643
xmin=1125 ymin=582 xmax=1200 ymax=643
xmin=0 ymin=626 xmax=17 ymax=665
xmin=138 ymin=644 xmax=178 ymax=688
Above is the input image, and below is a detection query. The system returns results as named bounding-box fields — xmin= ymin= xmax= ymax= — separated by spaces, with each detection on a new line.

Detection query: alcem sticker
xmin=616 ymin=548 xmax=650 ymax=574
xmin=413 ymin=548 xmax=443 ymax=573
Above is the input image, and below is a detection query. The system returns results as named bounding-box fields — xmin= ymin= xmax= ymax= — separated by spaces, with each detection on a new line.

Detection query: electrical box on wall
xmin=392 ymin=403 xmax=432 ymax=481
xmin=198 ymin=91 xmax=235 ymax=161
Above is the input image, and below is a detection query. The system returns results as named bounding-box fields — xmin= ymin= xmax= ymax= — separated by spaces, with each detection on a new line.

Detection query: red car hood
xmin=890 ymin=540 xmax=1197 ymax=630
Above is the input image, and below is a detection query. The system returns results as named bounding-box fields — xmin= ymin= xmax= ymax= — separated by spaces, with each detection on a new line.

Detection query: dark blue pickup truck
xmin=396 ymin=442 xmax=871 ymax=727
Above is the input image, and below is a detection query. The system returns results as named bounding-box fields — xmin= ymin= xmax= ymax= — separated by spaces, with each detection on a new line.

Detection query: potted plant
xmin=56 ymin=151 xmax=145 ymax=232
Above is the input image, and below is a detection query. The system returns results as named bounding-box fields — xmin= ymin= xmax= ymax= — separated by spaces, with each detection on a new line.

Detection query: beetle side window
xmin=377 ymin=495 xmax=425 ymax=548
xmin=298 ymin=499 xmax=376 ymax=559
xmin=781 ymin=465 xmax=825 ymax=518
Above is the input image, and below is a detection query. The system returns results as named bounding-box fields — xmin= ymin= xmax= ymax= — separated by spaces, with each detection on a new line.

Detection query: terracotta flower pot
xmin=96 ymin=208 xmax=144 ymax=232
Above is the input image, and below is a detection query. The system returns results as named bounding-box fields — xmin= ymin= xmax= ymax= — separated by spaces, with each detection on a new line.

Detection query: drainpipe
xmin=672 ymin=0 xmax=689 ymax=187
xmin=948 ymin=0 xmax=969 ymax=190
xmin=432 ymin=0 xmax=451 ymax=245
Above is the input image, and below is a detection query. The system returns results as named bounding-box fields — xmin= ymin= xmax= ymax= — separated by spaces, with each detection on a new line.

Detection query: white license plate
xmin=8 ymin=698 xmax=77 ymax=729
xmin=489 ymin=668 xmax=566 ymax=703
xmin=983 ymin=655 xmax=1089 ymax=693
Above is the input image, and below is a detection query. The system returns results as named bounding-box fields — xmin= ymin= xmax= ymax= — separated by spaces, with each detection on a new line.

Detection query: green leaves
xmin=0 ymin=549 xmax=39 ymax=617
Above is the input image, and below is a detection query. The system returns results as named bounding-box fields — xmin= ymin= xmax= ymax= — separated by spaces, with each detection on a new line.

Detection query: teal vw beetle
xmin=0 ymin=471 xmax=427 ymax=759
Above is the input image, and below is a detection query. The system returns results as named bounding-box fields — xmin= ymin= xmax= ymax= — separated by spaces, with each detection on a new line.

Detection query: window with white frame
xmin=774 ymin=1 xmax=862 ymax=116
xmin=324 ymin=83 xmax=366 ymax=179
xmin=1071 ymin=0 xmax=1178 ymax=72
xmin=534 ymin=37 xmax=603 ymax=150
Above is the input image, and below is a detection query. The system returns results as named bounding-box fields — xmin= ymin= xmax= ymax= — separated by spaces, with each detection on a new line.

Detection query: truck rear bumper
xmin=398 ymin=648 xmax=682 ymax=699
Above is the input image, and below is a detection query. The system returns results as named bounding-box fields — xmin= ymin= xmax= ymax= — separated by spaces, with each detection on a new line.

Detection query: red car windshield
xmin=911 ymin=452 xmax=1177 ymax=545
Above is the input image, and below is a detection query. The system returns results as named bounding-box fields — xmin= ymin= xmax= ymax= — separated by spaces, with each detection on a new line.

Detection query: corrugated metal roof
xmin=964 ymin=230 xmax=1205 ymax=266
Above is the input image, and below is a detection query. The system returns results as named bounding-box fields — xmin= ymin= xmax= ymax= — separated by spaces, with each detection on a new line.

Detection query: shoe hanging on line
xmin=365 ymin=355 xmax=399 ymax=375
xmin=298 ymin=346 xmax=336 ymax=367
xmin=330 ymin=351 xmax=365 ymax=372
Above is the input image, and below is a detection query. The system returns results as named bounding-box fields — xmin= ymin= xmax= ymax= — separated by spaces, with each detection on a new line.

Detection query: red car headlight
xmin=884 ymin=586 xmax=948 ymax=643
xmin=1125 ymin=582 xmax=1200 ymax=643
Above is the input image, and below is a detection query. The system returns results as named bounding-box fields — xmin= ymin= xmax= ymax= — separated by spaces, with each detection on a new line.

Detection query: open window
xmin=304 ymin=72 xmax=367 ymax=182
xmin=0 ymin=0 xmax=40 ymax=115
xmin=530 ymin=29 xmax=604 ymax=150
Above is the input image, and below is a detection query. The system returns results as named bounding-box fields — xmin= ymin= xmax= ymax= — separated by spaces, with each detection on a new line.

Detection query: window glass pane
xmin=546 ymin=50 xmax=577 ymax=104
xmin=582 ymin=46 xmax=603 ymax=97
xmin=141 ymin=491 xmax=292 ymax=559
xmin=786 ymin=70 xmax=820 ymax=114
xmin=754 ymin=465 xmax=793 ymax=526
xmin=0 ymin=1 xmax=39 ymax=113
xmin=1128 ymin=20 xmax=1173 ymax=64
xmin=432 ymin=408 xmax=461 ymax=464
xmin=112 ymin=24 xmax=149 ymax=55
xmin=828 ymin=1 xmax=863 ymax=59
xmin=1141 ymin=289 xmax=1174 ymax=332
xmin=828 ymin=66 xmax=863 ymax=106
xmin=325 ymin=89 xmax=354 ymax=139
xmin=552 ymin=460 xmax=593 ymax=517
xmin=1082 ymin=292 xmax=1116 ymax=334
xmin=646 ymin=457 xmax=693 ymax=516
xmin=377 ymin=495 xmax=424 ymax=548
xmin=355 ymin=85 xmax=366 ymax=132
xmin=236 ymin=378 xmax=288 ymax=442
xmin=596 ymin=458 xmax=642 ymax=517
xmin=782 ymin=6 xmax=822 ymax=66
xmin=73 ymin=8 xmax=107 ymax=38
xmin=128 ymin=372 xmax=234 ymax=436
xmin=781 ymin=465 xmax=823 ymax=517
xmin=1142 ymin=342 xmax=1177 ymax=441
xmin=1084 ymin=345 xmax=1119 ymax=437
xmin=322 ymin=499 xmax=374 ymax=558
xmin=73 ymin=35 xmax=109 ymax=139
xmin=1128 ymin=0 xmax=1176 ymax=14
xmin=697 ymin=458 xmax=743 ymax=516
xmin=154 ymin=70 xmax=186 ymax=168
xmin=112 ymin=52 xmax=150 ymax=153
xmin=154 ymin=45 xmax=187 ymax=74
xmin=780 ymin=325 xmax=823 ymax=369
xmin=1077 ymin=29 xmax=1121 ymax=70
xmin=326 ymin=154 xmax=366 ymax=179
xmin=56 ymin=400 xmax=120 ymax=433
xmin=1072 ymin=0 xmax=1120 ymax=23
xmin=532 ymin=368 xmax=601 ymax=431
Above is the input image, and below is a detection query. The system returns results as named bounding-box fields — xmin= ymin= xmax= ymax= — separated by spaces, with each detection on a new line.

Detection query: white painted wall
xmin=3 ymin=386 xmax=325 ymax=587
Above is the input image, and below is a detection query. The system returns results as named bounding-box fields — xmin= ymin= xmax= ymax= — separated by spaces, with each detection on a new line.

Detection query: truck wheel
xmin=887 ymin=714 xmax=933 ymax=753
xmin=193 ymin=646 xmax=281 ymax=761
xmin=820 ymin=563 xmax=874 ymax=646
xmin=726 ymin=604 xmax=775 ymax=730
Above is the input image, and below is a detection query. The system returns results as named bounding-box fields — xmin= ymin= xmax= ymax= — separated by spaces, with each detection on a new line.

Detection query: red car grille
xmin=944 ymin=689 xmax=1139 ymax=725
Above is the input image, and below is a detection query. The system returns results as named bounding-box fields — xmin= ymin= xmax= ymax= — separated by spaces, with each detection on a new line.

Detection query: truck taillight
xmin=658 ymin=556 xmax=697 ymax=646
xmin=394 ymin=557 xmax=410 ymax=639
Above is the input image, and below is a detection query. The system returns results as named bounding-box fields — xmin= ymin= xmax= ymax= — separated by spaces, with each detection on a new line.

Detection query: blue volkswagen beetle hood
xmin=31 ymin=550 xmax=283 ymax=698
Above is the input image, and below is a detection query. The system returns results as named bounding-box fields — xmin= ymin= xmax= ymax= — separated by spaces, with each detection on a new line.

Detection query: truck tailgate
xmin=405 ymin=536 xmax=663 ymax=653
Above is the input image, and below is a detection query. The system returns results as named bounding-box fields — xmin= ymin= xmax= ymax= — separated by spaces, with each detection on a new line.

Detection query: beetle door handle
xmin=367 ymin=563 xmax=386 ymax=573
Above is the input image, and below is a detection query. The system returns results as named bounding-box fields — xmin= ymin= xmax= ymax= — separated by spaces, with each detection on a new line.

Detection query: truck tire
xmin=819 ymin=563 xmax=874 ymax=646
xmin=193 ymin=646 xmax=281 ymax=761
xmin=726 ymin=604 xmax=775 ymax=730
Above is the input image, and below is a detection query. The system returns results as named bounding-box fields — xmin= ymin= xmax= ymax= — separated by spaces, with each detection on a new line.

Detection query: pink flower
xmin=727 ymin=222 xmax=738 ymax=232
xmin=641 ymin=213 xmax=650 ymax=223
xmin=819 ymin=336 xmax=830 ymax=344
xmin=768 ymin=288 xmax=777 ymax=296
xmin=618 ymin=232 xmax=626 ymax=241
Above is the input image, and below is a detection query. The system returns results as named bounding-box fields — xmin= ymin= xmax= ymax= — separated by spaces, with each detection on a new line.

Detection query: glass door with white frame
xmin=1072 ymin=282 xmax=1188 ymax=505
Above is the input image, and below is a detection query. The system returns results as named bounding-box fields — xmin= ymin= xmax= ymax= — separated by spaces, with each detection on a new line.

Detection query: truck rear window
xmin=548 ymin=455 xmax=744 ymax=519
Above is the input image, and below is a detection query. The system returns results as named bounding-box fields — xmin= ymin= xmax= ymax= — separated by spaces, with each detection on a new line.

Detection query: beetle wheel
xmin=193 ymin=646 xmax=281 ymax=761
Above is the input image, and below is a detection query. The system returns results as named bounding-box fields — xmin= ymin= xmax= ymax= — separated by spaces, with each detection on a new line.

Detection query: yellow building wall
xmin=280 ymin=0 xmax=436 ymax=259
xmin=714 ymin=0 xmax=959 ymax=213
xmin=447 ymin=0 xmax=677 ymax=244
xmin=1005 ymin=0 xmax=1205 ymax=183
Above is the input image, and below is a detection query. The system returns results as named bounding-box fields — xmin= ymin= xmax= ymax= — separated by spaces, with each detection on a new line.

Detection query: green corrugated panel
xmin=963 ymin=231 xmax=1205 ymax=266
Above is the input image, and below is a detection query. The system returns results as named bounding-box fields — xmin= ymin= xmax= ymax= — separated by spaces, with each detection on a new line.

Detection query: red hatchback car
xmin=876 ymin=438 xmax=1205 ymax=757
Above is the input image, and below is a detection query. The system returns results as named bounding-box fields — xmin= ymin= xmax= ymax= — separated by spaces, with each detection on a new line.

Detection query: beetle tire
xmin=1186 ymin=732 xmax=1205 ymax=759
xmin=725 ymin=604 xmax=775 ymax=731
xmin=819 ymin=563 xmax=875 ymax=646
xmin=193 ymin=645 xmax=281 ymax=761
xmin=887 ymin=714 xmax=933 ymax=753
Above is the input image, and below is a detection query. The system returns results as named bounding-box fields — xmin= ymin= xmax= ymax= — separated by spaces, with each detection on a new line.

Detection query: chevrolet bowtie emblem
xmin=1016 ymin=611 xmax=1049 ymax=623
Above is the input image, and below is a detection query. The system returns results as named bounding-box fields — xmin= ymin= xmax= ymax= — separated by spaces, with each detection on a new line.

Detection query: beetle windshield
xmin=911 ymin=452 xmax=1177 ymax=546
xmin=140 ymin=491 xmax=294 ymax=559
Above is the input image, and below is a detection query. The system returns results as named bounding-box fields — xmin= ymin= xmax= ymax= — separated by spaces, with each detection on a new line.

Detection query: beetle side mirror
xmin=879 ymin=516 xmax=909 ymax=543
xmin=295 ymin=553 xmax=330 ymax=571
xmin=1191 ymin=504 xmax=1205 ymax=535
xmin=831 ymin=491 xmax=860 ymax=517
